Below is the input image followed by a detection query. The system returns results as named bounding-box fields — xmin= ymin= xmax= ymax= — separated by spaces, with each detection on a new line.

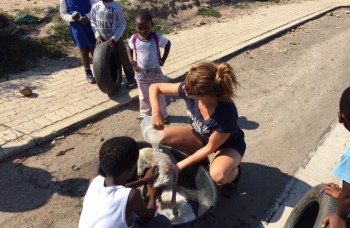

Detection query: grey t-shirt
xmin=90 ymin=1 xmax=125 ymax=41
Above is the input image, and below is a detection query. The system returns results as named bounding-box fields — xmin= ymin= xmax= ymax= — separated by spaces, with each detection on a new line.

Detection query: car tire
xmin=93 ymin=42 xmax=122 ymax=95
xmin=284 ymin=184 xmax=337 ymax=228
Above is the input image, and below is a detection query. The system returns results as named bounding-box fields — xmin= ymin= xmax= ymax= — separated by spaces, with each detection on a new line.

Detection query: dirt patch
xmin=0 ymin=0 xmax=57 ymax=16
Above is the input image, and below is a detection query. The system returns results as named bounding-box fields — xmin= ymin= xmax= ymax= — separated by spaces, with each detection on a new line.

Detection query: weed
xmin=0 ymin=7 xmax=72 ymax=79
xmin=198 ymin=7 xmax=221 ymax=18
xmin=153 ymin=19 xmax=170 ymax=35
xmin=0 ymin=34 xmax=44 ymax=78
xmin=268 ymin=0 xmax=280 ymax=3
xmin=117 ymin=0 xmax=133 ymax=9
xmin=16 ymin=7 xmax=43 ymax=17
xmin=233 ymin=3 xmax=250 ymax=9
xmin=122 ymin=10 xmax=135 ymax=40
xmin=50 ymin=13 xmax=71 ymax=42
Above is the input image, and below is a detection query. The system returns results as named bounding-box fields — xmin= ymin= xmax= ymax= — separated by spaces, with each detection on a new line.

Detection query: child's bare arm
xmin=335 ymin=181 xmax=350 ymax=218
xmin=322 ymin=181 xmax=350 ymax=228
xmin=125 ymin=178 xmax=144 ymax=189
xmin=321 ymin=182 xmax=341 ymax=199
xmin=126 ymin=47 xmax=134 ymax=64
xmin=127 ymin=188 xmax=156 ymax=223
xmin=59 ymin=0 xmax=78 ymax=22
xmin=127 ymin=47 xmax=139 ymax=70
xmin=161 ymin=40 xmax=171 ymax=64
xmin=125 ymin=166 xmax=159 ymax=188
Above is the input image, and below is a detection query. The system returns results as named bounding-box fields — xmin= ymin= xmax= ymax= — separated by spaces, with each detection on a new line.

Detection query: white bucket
xmin=140 ymin=116 xmax=164 ymax=151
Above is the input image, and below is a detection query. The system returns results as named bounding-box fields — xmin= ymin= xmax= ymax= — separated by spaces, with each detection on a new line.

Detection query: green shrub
xmin=0 ymin=7 xmax=72 ymax=78
xmin=198 ymin=7 xmax=221 ymax=18
xmin=0 ymin=34 xmax=44 ymax=78
xmin=233 ymin=3 xmax=250 ymax=9
xmin=40 ymin=13 xmax=71 ymax=57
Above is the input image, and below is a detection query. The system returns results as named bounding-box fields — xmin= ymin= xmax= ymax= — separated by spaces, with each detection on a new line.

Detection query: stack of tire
xmin=93 ymin=42 xmax=122 ymax=95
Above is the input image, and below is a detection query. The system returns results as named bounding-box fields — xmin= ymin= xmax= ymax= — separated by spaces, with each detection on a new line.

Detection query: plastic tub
xmin=137 ymin=141 xmax=217 ymax=228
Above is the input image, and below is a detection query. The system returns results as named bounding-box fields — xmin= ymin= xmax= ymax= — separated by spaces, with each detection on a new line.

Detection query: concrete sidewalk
xmin=1 ymin=0 xmax=349 ymax=160
xmin=262 ymin=121 xmax=350 ymax=227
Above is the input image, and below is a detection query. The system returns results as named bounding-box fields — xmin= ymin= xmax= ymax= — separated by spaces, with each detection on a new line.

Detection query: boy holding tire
xmin=89 ymin=0 xmax=137 ymax=89
xmin=321 ymin=87 xmax=350 ymax=228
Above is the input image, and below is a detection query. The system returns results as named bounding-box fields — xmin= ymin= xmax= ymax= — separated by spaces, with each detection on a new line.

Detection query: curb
xmin=1 ymin=4 xmax=348 ymax=161
xmin=261 ymin=121 xmax=350 ymax=227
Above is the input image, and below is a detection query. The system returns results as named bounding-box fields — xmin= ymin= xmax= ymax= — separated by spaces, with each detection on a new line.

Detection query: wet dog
xmin=137 ymin=147 xmax=179 ymax=217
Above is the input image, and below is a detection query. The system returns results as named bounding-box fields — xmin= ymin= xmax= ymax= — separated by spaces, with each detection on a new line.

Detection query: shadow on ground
xmin=238 ymin=116 xmax=259 ymax=130
xmin=213 ymin=162 xmax=311 ymax=227
xmin=0 ymin=160 xmax=89 ymax=212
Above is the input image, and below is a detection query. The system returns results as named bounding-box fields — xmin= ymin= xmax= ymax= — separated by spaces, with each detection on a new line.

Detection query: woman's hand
xmin=152 ymin=113 xmax=165 ymax=130
xmin=321 ymin=183 xmax=341 ymax=199
xmin=143 ymin=166 xmax=159 ymax=184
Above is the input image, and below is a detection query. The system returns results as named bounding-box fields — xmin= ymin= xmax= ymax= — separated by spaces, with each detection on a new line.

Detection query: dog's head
xmin=137 ymin=148 xmax=154 ymax=176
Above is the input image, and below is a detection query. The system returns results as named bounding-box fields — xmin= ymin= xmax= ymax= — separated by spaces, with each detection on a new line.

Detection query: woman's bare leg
xmin=209 ymin=148 xmax=242 ymax=185
xmin=162 ymin=126 xmax=204 ymax=155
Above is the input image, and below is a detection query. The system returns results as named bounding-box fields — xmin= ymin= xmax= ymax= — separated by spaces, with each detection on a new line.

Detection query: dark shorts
xmin=219 ymin=139 xmax=246 ymax=157
xmin=197 ymin=132 xmax=246 ymax=157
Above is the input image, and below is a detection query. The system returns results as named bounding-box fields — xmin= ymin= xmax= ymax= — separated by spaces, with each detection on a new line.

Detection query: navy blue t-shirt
xmin=178 ymin=82 xmax=245 ymax=154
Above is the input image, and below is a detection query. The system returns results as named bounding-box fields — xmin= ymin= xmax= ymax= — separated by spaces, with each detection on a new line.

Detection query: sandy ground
xmin=1 ymin=7 xmax=350 ymax=227
xmin=0 ymin=0 xmax=305 ymax=30
xmin=0 ymin=0 xmax=57 ymax=14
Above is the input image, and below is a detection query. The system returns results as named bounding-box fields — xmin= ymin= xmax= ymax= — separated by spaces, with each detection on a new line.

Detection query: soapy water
xmin=140 ymin=116 xmax=164 ymax=151
xmin=144 ymin=129 xmax=164 ymax=152
xmin=156 ymin=190 xmax=197 ymax=225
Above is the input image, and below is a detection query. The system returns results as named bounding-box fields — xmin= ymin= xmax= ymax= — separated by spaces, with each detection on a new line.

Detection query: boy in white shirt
xmin=78 ymin=136 xmax=171 ymax=227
